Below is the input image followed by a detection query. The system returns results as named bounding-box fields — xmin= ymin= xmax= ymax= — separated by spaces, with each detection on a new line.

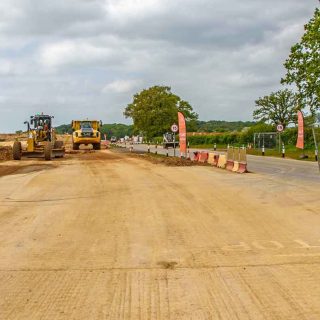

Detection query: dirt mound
xmin=141 ymin=154 xmax=197 ymax=166
xmin=0 ymin=146 xmax=13 ymax=161
xmin=132 ymin=152 xmax=208 ymax=166
xmin=111 ymin=147 xmax=210 ymax=166
xmin=0 ymin=133 xmax=27 ymax=142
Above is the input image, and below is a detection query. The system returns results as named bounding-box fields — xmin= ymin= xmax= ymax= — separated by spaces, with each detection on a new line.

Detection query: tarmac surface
xmin=122 ymin=143 xmax=320 ymax=183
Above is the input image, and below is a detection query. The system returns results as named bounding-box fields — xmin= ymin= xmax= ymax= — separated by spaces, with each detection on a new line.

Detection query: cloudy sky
xmin=0 ymin=0 xmax=318 ymax=132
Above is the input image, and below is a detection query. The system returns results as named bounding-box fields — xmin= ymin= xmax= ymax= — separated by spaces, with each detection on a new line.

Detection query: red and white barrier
xmin=237 ymin=162 xmax=248 ymax=173
xmin=226 ymin=160 xmax=234 ymax=171
xmin=199 ymin=152 xmax=209 ymax=163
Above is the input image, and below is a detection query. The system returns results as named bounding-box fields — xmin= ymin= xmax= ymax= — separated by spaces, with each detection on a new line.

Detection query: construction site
xmin=0 ymin=131 xmax=319 ymax=319
xmin=1 ymin=1 xmax=320 ymax=318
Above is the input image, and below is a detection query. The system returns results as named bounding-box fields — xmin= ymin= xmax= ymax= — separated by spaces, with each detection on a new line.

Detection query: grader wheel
xmin=73 ymin=143 xmax=80 ymax=150
xmin=12 ymin=141 xmax=22 ymax=160
xmin=44 ymin=142 xmax=52 ymax=161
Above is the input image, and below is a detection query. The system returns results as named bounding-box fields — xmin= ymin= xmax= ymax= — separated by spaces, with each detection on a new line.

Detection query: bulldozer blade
xmin=21 ymin=151 xmax=46 ymax=158
xmin=21 ymin=148 xmax=65 ymax=159
xmin=52 ymin=149 xmax=65 ymax=158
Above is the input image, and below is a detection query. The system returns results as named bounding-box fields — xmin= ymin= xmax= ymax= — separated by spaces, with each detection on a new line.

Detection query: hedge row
xmin=186 ymin=128 xmax=317 ymax=149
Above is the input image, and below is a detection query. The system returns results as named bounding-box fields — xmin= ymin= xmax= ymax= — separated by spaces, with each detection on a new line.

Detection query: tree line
xmin=55 ymin=120 xmax=256 ymax=137
xmin=56 ymin=8 xmax=319 ymax=140
xmin=254 ymin=8 xmax=319 ymax=128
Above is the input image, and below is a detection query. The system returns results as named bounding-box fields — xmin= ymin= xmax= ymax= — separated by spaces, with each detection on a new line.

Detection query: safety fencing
xmin=193 ymin=147 xmax=248 ymax=173
xmin=117 ymin=142 xmax=248 ymax=173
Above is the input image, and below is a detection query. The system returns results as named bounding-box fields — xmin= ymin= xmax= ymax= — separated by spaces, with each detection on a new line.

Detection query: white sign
xmin=277 ymin=124 xmax=284 ymax=132
xmin=171 ymin=124 xmax=179 ymax=133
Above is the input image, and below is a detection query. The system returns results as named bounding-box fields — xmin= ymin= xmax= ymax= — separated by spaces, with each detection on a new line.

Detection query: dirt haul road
xmin=0 ymin=150 xmax=320 ymax=319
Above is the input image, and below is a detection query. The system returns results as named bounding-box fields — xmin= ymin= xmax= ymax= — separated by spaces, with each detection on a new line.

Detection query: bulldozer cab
xmin=31 ymin=115 xmax=52 ymax=130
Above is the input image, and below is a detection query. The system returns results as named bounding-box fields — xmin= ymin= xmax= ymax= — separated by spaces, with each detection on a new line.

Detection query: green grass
xmin=189 ymin=144 xmax=318 ymax=161
xmin=247 ymin=148 xmax=317 ymax=161
xmin=190 ymin=144 xmax=227 ymax=150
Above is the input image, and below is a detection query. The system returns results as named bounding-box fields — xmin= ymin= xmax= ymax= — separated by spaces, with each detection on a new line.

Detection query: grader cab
xmin=13 ymin=114 xmax=65 ymax=161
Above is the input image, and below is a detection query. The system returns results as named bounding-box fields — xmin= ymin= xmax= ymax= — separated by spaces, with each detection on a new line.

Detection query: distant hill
xmin=55 ymin=123 xmax=134 ymax=138
xmin=55 ymin=120 xmax=255 ymax=137
xmin=194 ymin=120 xmax=255 ymax=133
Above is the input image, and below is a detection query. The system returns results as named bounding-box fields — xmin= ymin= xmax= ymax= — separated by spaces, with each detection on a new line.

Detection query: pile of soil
xmin=133 ymin=152 xmax=209 ymax=167
xmin=111 ymin=146 xmax=210 ymax=166
xmin=0 ymin=146 xmax=13 ymax=161
xmin=0 ymin=133 xmax=27 ymax=141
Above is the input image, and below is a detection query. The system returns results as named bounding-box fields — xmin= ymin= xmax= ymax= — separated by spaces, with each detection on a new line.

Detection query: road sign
xmin=171 ymin=124 xmax=178 ymax=133
xmin=277 ymin=124 xmax=284 ymax=132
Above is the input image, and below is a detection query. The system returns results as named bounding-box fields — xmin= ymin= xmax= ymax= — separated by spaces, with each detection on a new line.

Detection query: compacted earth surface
xmin=0 ymin=149 xmax=319 ymax=319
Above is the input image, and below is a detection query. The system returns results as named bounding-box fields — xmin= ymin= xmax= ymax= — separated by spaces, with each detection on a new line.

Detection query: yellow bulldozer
xmin=13 ymin=114 xmax=65 ymax=161
xmin=71 ymin=120 xmax=102 ymax=150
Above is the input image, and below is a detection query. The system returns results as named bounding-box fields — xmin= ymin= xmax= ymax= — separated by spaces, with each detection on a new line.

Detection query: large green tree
xmin=124 ymin=86 xmax=198 ymax=138
xmin=253 ymin=89 xmax=298 ymax=128
xmin=281 ymin=8 xmax=320 ymax=114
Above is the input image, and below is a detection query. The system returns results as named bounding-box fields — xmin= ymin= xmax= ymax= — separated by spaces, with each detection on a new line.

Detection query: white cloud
xmin=39 ymin=41 xmax=113 ymax=68
xmin=105 ymin=0 xmax=165 ymax=20
xmin=0 ymin=59 xmax=13 ymax=75
xmin=0 ymin=0 xmax=318 ymax=132
xmin=102 ymin=79 xmax=142 ymax=93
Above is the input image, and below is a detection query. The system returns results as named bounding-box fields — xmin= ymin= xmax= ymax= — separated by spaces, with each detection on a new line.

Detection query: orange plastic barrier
xmin=237 ymin=162 xmax=248 ymax=173
xmin=199 ymin=152 xmax=209 ymax=163
xmin=226 ymin=160 xmax=234 ymax=171
xmin=193 ymin=151 xmax=200 ymax=161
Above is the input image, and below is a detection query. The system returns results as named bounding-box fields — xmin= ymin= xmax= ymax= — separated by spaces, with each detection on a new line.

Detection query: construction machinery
xmin=13 ymin=114 xmax=65 ymax=161
xmin=163 ymin=132 xmax=179 ymax=148
xmin=71 ymin=120 xmax=102 ymax=150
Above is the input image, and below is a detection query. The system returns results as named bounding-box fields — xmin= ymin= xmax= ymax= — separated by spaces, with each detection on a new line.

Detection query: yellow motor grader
xmin=13 ymin=114 xmax=65 ymax=161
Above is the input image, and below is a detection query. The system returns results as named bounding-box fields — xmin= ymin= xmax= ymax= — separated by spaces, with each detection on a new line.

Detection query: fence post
xmin=155 ymin=142 xmax=158 ymax=155
xmin=312 ymin=127 xmax=320 ymax=172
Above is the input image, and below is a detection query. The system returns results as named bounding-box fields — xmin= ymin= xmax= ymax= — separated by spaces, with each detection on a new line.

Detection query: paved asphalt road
xmin=118 ymin=143 xmax=320 ymax=183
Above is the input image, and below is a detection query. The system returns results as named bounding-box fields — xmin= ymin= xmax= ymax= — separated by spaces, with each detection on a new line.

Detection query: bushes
xmin=153 ymin=122 xmax=318 ymax=149
xmin=186 ymin=123 xmax=274 ymax=146
xmin=187 ymin=127 xmax=316 ymax=149
xmin=281 ymin=128 xmax=315 ymax=148
xmin=187 ymin=133 xmax=239 ymax=145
